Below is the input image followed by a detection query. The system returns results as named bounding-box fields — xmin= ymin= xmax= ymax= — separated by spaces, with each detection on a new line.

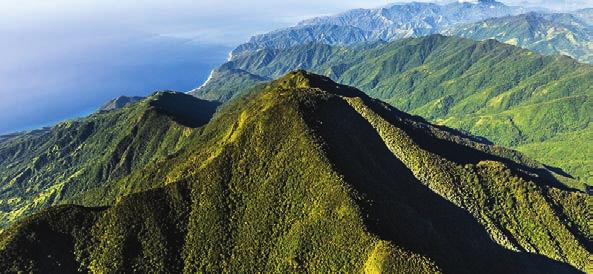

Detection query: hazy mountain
xmin=191 ymin=35 xmax=593 ymax=185
xmin=1 ymin=71 xmax=589 ymax=273
xmin=0 ymin=92 xmax=219 ymax=229
xmin=447 ymin=12 xmax=593 ymax=63
xmin=229 ymin=0 xmax=530 ymax=59
xmin=298 ymin=0 xmax=517 ymax=31
xmin=573 ymin=8 xmax=593 ymax=25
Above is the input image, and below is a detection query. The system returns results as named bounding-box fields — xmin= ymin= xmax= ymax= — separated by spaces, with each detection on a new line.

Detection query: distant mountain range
xmin=447 ymin=12 xmax=593 ymax=63
xmin=192 ymin=35 xmax=593 ymax=185
xmin=1 ymin=72 xmax=589 ymax=272
xmin=574 ymin=8 xmax=593 ymax=25
xmin=230 ymin=0 xmax=531 ymax=59
xmin=229 ymin=1 xmax=593 ymax=64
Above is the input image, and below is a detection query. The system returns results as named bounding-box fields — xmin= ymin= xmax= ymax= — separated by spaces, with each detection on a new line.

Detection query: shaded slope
xmin=0 ymin=206 xmax=104 ymax=273
xmin=1 ymin=71 xmax=589 ymax=273
xmin=0 ymin=92 xmax=219 ymax=229
xmin=191 ymin=35 xmax=593 ymax=185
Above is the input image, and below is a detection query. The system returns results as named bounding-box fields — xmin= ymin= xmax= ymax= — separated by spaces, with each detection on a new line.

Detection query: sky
xmin=0 ymin=0 xmax=592 ymax=134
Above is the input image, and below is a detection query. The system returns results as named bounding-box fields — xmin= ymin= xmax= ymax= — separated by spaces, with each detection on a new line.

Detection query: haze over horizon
xmin=0 ymin=0 xmax=591 ymax=134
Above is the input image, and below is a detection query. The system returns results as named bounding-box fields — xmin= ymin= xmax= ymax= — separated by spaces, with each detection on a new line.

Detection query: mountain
xmin=191 ymin=35 xmax=593 ymax=185
xmin=192 ymin=68 xmax=271 ymax=102
xmin=231 ymin=25 xmax=373 ymax=59
xmin=98 ymin=96 xmax=144 ymax=111
xmin=298 ymin=0 xmax=517 ymax=30
xmin=573 ymin=8 xmax=593 ymax=25
xmin=229 ymin=0 xmax=529 ymax=59
xmin=447 ymin=12 xmax=593 ymax=63
xmin=1 ymin=71 xmax=590 ymax=273
xmin=0 ymin=92 xmax=219 ymax=229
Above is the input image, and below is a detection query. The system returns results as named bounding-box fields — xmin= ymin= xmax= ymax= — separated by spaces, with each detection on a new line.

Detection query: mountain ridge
xmin=98 ymin=96 xmax=144 ymax=112
xmin=229 ymin=0 xmax=530 ymax=60
xmin=1 ymin=71 xmax=590 ymax=273
xmin=0 ymin=91 xmax=219 ymax=229
xmin=191 ymin=35 xmax=593 ymax=186
xmin=447 ymin=12 xmax=593 ymax=63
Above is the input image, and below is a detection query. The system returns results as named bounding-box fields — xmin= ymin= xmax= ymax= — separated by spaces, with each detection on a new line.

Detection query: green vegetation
xmin=191 ymin=35 xmax=593 ymax=185
xmin=98 ymin=95 xmax=144 ymax=111
xmin=195 ymin=68 xmax=270 ymax=101
xmin=516 ymin=125 xmax=593 ymax=185
xmin=0 ymin=91 xmax=219 ymax=229
xmin=448 ymin=12 xmax=593 ymax=64
xmin=1 ymin=71 xmax=589 ymax=273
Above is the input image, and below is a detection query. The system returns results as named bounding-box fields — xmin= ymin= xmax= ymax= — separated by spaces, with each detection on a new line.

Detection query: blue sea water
xmin=0 ymin=36 xmax=231 ymax=135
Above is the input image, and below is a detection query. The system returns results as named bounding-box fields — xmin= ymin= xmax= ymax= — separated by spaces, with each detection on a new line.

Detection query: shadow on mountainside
xmin=292 ymin=69 xmax=580 ymax=192
xmin=363 ymin=96 xmax=581 ymax=193
xmin=302 ymin=94 xmax=581 ymax=274
xmin=543 ymin=164 xmax=575 ymax=179
xmin=149 ymin=91 xmax=220 ymax=128
xmin=0 ymin=205 xmax=106 ymax=273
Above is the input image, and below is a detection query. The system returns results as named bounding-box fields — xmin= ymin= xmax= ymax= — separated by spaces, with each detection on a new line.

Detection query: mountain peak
xmin=269 ymin=70 xmax=365 ymax=98
xmin=98 ymin=95 xmax=143 ymax=111
xmin=2 ymin=68 xmax=588 ymax=273
xmin=272 ymin=70 xmax=330 ymax=89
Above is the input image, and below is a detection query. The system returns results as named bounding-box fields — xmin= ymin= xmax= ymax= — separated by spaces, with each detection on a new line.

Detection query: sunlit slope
xmin=191 ymin=35 xmax=593 ymax=184
xmin=448 ymin=12 xmax=593 ymax=63
xmin=1 ymin=71 xmax=589 ymax=273
xmin=0 ymin=92 xmax=219 ymax=228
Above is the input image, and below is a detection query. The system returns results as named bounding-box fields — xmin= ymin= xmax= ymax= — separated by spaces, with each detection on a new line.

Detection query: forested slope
xmin=2 ymin=71 xmax=589 ymax=273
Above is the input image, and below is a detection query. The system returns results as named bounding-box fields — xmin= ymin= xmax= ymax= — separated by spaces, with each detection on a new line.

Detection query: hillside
xmin=447 ymin=12 xmax=593 ymax=63
xmin=230 ymin=0 xmax=528 ymax=59
xmin=191 ymin=35 xmax=593 ymax=185
xmin=98 ymin=96 xmax=144 ymax=111
xmin=1 ymin=71 xmax=590 ymax=273
xmin=0 ymin=92 xmax=219 ymax=229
